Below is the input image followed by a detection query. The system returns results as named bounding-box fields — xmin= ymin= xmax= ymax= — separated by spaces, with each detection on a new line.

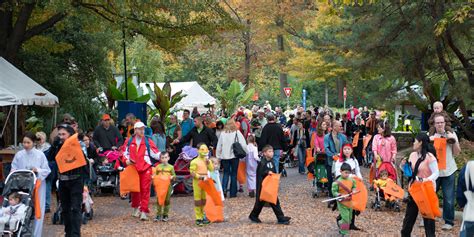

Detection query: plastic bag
xmin=260 ymin=173 xmax=281 ymax=205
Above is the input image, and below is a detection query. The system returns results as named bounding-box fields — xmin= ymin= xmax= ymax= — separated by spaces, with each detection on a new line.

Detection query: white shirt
xmin=216 ymin=131 xmax=248 ymax=160
xmin=433 ymin=132 xmax=458 ymax=177
xmin=335 ymin=157 xmax=362 ymax=179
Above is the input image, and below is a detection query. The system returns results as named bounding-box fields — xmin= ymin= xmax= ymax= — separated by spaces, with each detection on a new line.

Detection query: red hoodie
xmin=122 ymin=136 xmax=160 ymax=172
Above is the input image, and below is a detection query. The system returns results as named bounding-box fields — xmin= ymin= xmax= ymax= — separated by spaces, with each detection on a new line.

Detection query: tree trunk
xmin=243 ymin=19 xmax=251 ymax=85
xmin=276 ymin=16 xmax=288 ymax=98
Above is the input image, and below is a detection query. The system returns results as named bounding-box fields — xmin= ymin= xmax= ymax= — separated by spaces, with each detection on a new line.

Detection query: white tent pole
xmin=54 ymin=106 xmax=57 ymax=126
xmin=14 ymin=104 xmax=18 ymax=149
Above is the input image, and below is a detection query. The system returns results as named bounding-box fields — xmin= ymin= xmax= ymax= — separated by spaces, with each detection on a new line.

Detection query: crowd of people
xmin=4 ymin=100 xmax=473 ymax=236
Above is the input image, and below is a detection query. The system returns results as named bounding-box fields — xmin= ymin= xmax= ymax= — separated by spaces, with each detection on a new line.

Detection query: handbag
xmin=232 ymin=132 xmax=247 ymax=159
xmin=403 ymin=162 xmax=413 ymax=178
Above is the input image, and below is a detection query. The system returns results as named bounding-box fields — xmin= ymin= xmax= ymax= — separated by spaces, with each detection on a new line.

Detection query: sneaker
xmin=249 ymin=215 xmax=262 ymax=223
xmin=249 ymin=191 xmax=255 ymax=198
xmin=195 ymin=219 xmax=203 ymax=226
xmin=350 ymin=225 xmax=361 ymax=231
xmin=131 ymin=208 xmax=140 ymax=218
xmin=277 ymin=216 xmax=291 ymax=225
xmin=202 ymin=218 xmax=210 ymax=225
xmin=154 ymin=215 xmax=161 ymax=222
xmin=441 ymin=224 xmax=453 ymax=230
xmin=140 ymin=212 xmax=149 ymax=221
xmin=162 ymin=215 xmax=169 ymax=222
xmin=238 ymin=187 xmax=244 ymax=193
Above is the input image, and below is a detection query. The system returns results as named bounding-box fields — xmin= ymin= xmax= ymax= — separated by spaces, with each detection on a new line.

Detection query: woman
xmin=401 ymin=133 xmax=439 ymax=237
xmin=352 ymin=116 xmax=366 ymax=165
xmin=372 ymin=121 xmax=397 ymax=181
xmin=292 ymin=119 xmax=307 ymax=174
xmin=216 ymin=119 xmax=248 ymax=198
xmin=82 ymin=133 xmax=99 ymax=183
xmin=166 ymin=114 xmax=182 ymax=164
xmin=35 ymin=131 xmax=51 ymax=152
xmin=11 ymin=132 xmax=51 ymax=237
xmin=312 ymin=120 xmax=328 ymax=157
xmin=150 ymin=118 xmax=167 ymax=154
xmin=215 ymin=120 xmax=224 ymax=139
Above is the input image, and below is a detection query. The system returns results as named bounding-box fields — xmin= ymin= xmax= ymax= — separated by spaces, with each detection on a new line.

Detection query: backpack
xmin=127 ymin=135 xmax=152 ymax=163
xmin=461 ymin=161 xmax=474 ymax=237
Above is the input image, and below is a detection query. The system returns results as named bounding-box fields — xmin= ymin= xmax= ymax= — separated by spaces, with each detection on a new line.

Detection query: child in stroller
xmin=371 ymin=169 xmax=401 ymax=212
xmin=0 ymin=192 xmax=28 ymax=234
xmin=173 ymin=146 xmax=197 ymax=194
xmin=94 ymin=150 xmax=122 ymax=196
xmin=310 ymin=152 xmax=329 ymax=198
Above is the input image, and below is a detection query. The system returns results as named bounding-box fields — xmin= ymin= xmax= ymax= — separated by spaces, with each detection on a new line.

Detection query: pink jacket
xmin=312 ymin=133 xmax=325 ymax=153
xmin=372 ymin=134 xmax=397 ymax=163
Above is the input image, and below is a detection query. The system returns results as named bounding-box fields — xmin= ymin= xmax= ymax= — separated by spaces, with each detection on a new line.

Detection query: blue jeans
xmin=297 ymin=145 xmax=306 ymax=173
xmin=46 ymin=179 xmax=52 ymax=210
xmin=272 ymin=149 xmax=281 ymax=173
xmin=436 ymin=173 xmax=456 ymax=226
xmin=221 ymin=158 xmax=239 ymax=197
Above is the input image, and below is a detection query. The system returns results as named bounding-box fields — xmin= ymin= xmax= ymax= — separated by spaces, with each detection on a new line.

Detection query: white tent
xmin=0 ymin=57 xmax=59 ymax=147
xmin=140 ymin=81 xmax=216 ymax=111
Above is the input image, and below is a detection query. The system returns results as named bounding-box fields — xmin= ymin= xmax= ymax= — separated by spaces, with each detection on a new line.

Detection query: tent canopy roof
xmin=0 ymin=57 xmax=58 ymax=107
xmin=140 ymin=81 xmax=216 ymax=109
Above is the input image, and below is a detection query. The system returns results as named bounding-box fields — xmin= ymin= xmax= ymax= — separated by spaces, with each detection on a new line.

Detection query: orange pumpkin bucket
xmin=382 ymin=179 xmax=405 ymax=200
xmin=237 ymin=160 xmax=246 ymax=184
xmin=199 ymin=178 xmax=223 ymax=207
xmin=153 ymin=174 xmax=171 ymax=206
xmin=119 ymin=165 xmax=140 ymax=195
xmin=409 ymin=181 xmax=441 ymax=220
xmin=352 ymin=177 xmax=368 ymax=212
xmin=204 ymin=193 xmax=224 ymax=222
xmin=305 ymin=148 xmax=314 ymax=167
xmin=260 ymin=173 xmax=281 ymax=205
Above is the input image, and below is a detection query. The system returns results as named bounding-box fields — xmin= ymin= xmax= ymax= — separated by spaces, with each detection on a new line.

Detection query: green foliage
xmin=108 ymin=79 xmax=150 ymax=104
xmin=216 ymin=80 xmax=255 ymax=113
xmin=147 ymin=82 xmax=185 ymax=122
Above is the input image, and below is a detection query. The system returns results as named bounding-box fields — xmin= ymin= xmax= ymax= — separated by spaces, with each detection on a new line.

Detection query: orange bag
xmin=352 ymin=177 xmax=368 ymax=212
xmin=55 ymin=134 xmax=87 ymax=173
xmin=362 ymin=134 xmax=372 ymax=157
xmin=33 ymin=180 xmax=41 ymax=219
xmin=153 ymin=174 xmax=171 ymax=206
xmin=199 ymin=178 xmax=223 ymax=207
xmin=120 ymin=165 xmax=140 ymax=195
xmin=433 ymin=138 xmax=447 ymax=170
xmin=382 ymin=179 xmax=405 ymax=199
xmin=204 ymin=193 xmax=224 ymax=222
xmin=237 ymin=160 xmax=246 ymax=184
xmin=369 ymin=165 xmax=375 ymax=185
xmin=305 ymin=148 xmax=313 ymax=167
xmin=307 ymin=172 xmax=314 ymax=180
xmin=409 ymin=181 xmax=441 ymax=220
xmin=260 ymin=173 xmax=280 ymax=205
xmin=352 ymin=132 xmax=360 ymax=147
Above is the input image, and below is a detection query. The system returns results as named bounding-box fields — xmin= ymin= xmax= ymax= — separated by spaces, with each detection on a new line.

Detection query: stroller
xmin=173 ymin=146 xmax=196 ymax=194
xmin=94 ymin=150 xmax=122 ymax=196
xmin=1 ymin=170 xmax=36 ymax=236
xmin=279 ymin=151 xmax=291 ymax=177
xmin=310 ymin=152 xmax=330 ymax=198
xmin=371 ymin=180 xmax=402 ymax=212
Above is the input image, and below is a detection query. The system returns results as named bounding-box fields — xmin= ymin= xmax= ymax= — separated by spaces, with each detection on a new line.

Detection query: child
xmin=190 ymin=143 xmax=214 ymax=226
xmin=0 ymin=192 xmax=28 ymax=233
xmin=332 ymin=163 xmax=357 ymax=236
xmin=209 ymin=157 xmax=225 ymax=201
xmin=246 ymin=135 xmax=260 ymax=198
xmin=427 ymin=101 xmax=452 ymax=137
xmin=249 ymin=145 xmax=291 ymax=225
xmin=373 ymin=169 xmax=401 ymax=211
xmin=153 ymin=152 xmax=176 ymax=222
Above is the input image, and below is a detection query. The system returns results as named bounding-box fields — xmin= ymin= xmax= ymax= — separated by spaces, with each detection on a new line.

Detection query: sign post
xmin=343 ymin=86 xmax=347 ymax=110
xmin=284 ymin=87 xmax=292 ymax=110
xmin=302 ymin=89 xmax=307 ymax=110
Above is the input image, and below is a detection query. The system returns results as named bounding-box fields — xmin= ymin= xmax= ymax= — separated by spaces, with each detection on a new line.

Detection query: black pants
xmin=326 ymin=165 xmax=334 ymax=197
xmin=353 ymin=140 xmax=363 ymax=165
xmin=60 ymin=178 xmax=84 ymax=237
xmin=249 ymin=195 xmax=285 ymax=221
xmin=401 ymin=196 xmax=435 ymax=237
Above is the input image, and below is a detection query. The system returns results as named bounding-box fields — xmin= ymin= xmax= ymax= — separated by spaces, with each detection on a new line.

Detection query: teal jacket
xmin=323 ymin=132 xmax=348 ymax=166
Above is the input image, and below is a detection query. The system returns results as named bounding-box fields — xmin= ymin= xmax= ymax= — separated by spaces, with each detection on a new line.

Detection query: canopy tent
xmin=0 ymin=57 xmax=59 ymax=147
xmin=140 ymin=81 xmax=216 ymax=111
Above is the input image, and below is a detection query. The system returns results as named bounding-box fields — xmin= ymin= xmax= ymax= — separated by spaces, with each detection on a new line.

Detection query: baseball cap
xmin=134 ymin=121 xmax=145 ymax=129
xmin=102 ymin=114 xmax=111 ymax=120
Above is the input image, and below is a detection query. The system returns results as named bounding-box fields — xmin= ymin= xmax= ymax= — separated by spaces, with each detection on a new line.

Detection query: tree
xmin=146 ymin=82 xmax=185 ymax=123
xmin=216 ymin=80 xmax=255 ymax=114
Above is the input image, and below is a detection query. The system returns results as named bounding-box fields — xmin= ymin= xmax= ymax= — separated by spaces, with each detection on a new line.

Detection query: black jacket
xmin=259 ymin=122 xmax=288 ymax=151
xmin=256 ymin=157 xmax=276 ymax=195
xmin=93 ymin=125 xmax=124 ymax=150
xmin=180 ymin=126 xmax=218 ymax=148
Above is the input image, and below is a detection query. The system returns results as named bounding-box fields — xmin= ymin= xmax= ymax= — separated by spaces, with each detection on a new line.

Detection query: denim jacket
xmin=323 ymin=132 xmax=348 ymax=166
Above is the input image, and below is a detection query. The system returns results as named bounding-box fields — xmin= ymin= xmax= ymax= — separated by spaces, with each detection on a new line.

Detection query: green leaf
xmin=127 ymin=79 xmax=138 ymax=100
xmin=109 ymin=84 xmax=125 ymax=100
xmin=135 ymin=94 xmax=151 ymax=103
xmin=145 ymin=83 xmax=156 ymax=101
xmin=163 ymin=82 xmax=172 ymax=99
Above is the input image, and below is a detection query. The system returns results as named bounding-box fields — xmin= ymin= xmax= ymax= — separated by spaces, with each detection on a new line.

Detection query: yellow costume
xmin=189 ymin=144 xmax=214 ymax=224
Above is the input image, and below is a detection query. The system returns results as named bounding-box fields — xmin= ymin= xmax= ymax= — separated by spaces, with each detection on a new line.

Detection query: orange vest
xmin=338 ymin=178 xmax=354 ymax=208
xmin=195 ymin=158 xmax=208 ymax=175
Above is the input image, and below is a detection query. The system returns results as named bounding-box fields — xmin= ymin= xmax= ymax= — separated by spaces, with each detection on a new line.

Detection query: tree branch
xmin=23 ymin=12 xmax=66 ymax=41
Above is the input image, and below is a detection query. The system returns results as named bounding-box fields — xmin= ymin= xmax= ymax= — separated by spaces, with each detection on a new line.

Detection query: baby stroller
xmin=279 ymin=152 xmax=291 ymax=177
xmin=94 ymin=150 xmax=122 ymax=196
xmin=371 ymin=180 xmax=402 ymax=212
xmin=1 ymin=170 xmax=36 ymax=236
xmin=173 ymin=146 xmax=196 ymax=194
xmin=310 ymin=152 xmax=329 ymax=198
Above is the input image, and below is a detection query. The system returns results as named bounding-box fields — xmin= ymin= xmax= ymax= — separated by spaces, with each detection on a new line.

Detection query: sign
xmin=344 ymin=87 xmax=347 ymax=99
xmin=302 ymin=89 xmax=307 ymax=110
xmin=283 ymin=87 xmax=292 ymax=98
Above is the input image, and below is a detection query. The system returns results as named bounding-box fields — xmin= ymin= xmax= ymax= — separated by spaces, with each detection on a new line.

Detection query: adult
xmin=180 ymin=109 xmax=195 ymax=138
xmin=216 ymin=119 xmax=248 ymax=198
xmin=49 ymin=113 xmax=74 ymax=144
xmin=51 ymin=123 xmax=88 ymax=237
xmin=323 ymin=121 xmax=348 ymax=199
xmin=341 ymin=114 xmax=354 ymax=139
xmin=123 ymin=113 xmax=138 ymax=138
xmin=259 ymin=113 xmax=288 ymax=173
xmin=191 ymin=106 xmax=200 ymax=119
xmin=82 ymin=134 xmax=99 ymax=181
xmin=252 ymin=110 xmax=267 ymax=146
xmin=457 ymin=161 xmax=474 ymax=237
xmin=372 ymin=121 xmax=398 ymax=181
xmin=308 ymin=115 xmax=318 ymax=136
xmin=235 ymin=111 xmax=251 ymax=139
xmin=93 ymin=114 xmax=124 ymax=152
xmin=431 ymin=113 xmax=461 ymax=230
xmin=361 ymin=106 xmax=370 ymax=121
xmin=35 ymin=131 xmax=51 ymax=152
xmin=401 ymin=133 xmax=439 ymax=237
xmin=346 ymin=106 xmax=360 ymax=122
xmin=275 ymin=107 xmax=287 ymax=126
xmin=365 ymin=111 xmax=378 ymax=135
xmin=150 ymin=118 xmax=167 ymax=155
xmin=351 ymin=116 xmax=367 ymax=165
xmin=166 ymin=114 xmax=182 ymax=164
xmin=292 ymin=119 xmax=307 ymax=174
xmin=11 ymin=132 xmax=50 ymax=237
xmin=215 ymin=120 xmax=224 ymax=139
xmin=175 ymin=116 xmax=218 ymax=149
xmin=323 ymin=114 xmax=332 ymax=133
xmin=311 ymin=120 xmax=328 ymax=157
xmin=123 ymin=122 xmax=161 ymax=221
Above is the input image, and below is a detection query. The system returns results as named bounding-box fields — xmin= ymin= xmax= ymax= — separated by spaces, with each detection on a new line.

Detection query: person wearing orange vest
xmin=123 ymin=122 xmax=161 ymax=221
xmin=332 ymin=163 xmax=357 ymax=236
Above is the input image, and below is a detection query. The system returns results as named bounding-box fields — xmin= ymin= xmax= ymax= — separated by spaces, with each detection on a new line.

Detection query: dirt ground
xmin=43 ymin=165 xmax=461 ymax=237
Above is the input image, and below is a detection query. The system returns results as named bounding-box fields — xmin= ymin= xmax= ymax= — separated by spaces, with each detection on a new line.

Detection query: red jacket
xmin=122 ymin=136 xmax=160 ymax=172
xmin=346 ymin=108 xmax=360 ymax=121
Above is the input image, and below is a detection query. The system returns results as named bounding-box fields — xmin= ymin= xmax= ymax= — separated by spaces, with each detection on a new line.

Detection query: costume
xmin=154 ymin=163 xmax=175 ymax=217
xmin=332 ymin=176 xmax=356 ymax=235
xmin=0 ymin=203 xmax=28 ymax=233
xmin=189 ymin=145 xmax=214 ymax=222
xmin=246 ymin=143 xmax=260 ymax=192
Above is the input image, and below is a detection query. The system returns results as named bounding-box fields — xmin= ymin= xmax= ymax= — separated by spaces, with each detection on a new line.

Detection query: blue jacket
xmin=457 ymin=162 xmax=474 ymax=208
xmin=180 ymin=118 xmax=195 ymax=137
xmin=323 ymin=132 xmax=348 ymax=166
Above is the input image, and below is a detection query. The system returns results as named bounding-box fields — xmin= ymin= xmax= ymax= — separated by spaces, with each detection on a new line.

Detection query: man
xmin=180 ymin=109 xmax=194 ymax=138
xmin=236 ymin=111 xmax=251 ymax=139
xmin=258 ymin=113 xmax=288 ymax=173
xmin=175 ymin=116 xmax=217 ymax=149
xmin=346 ymin=106 xmax=359 ymax=121
xmin=365 ymin=111 xmax=378 ymax=135
xmin=341 ymin=114 xmax=354 ymax=140
xmin=49 ymin=113 xmax=74 ymax=144
xmin=93 ymin=114 xmax=124 ymax=152
xmin=275 ymin=107 xmax=287 ymax=126
xmin=124 ymin=113 xmax=137 ymax=138
xmin=324 ymin=121 xmax=348 ymax=199
xmin=123 ymin=122 xmax=160 ymax=221
xmin=431 ymin=113 xmax=461 ymax=230
xmin=361 ymin=106 xmax=370 ymax=121
xmin=252 ymin=110 xmax=267 ymax=146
